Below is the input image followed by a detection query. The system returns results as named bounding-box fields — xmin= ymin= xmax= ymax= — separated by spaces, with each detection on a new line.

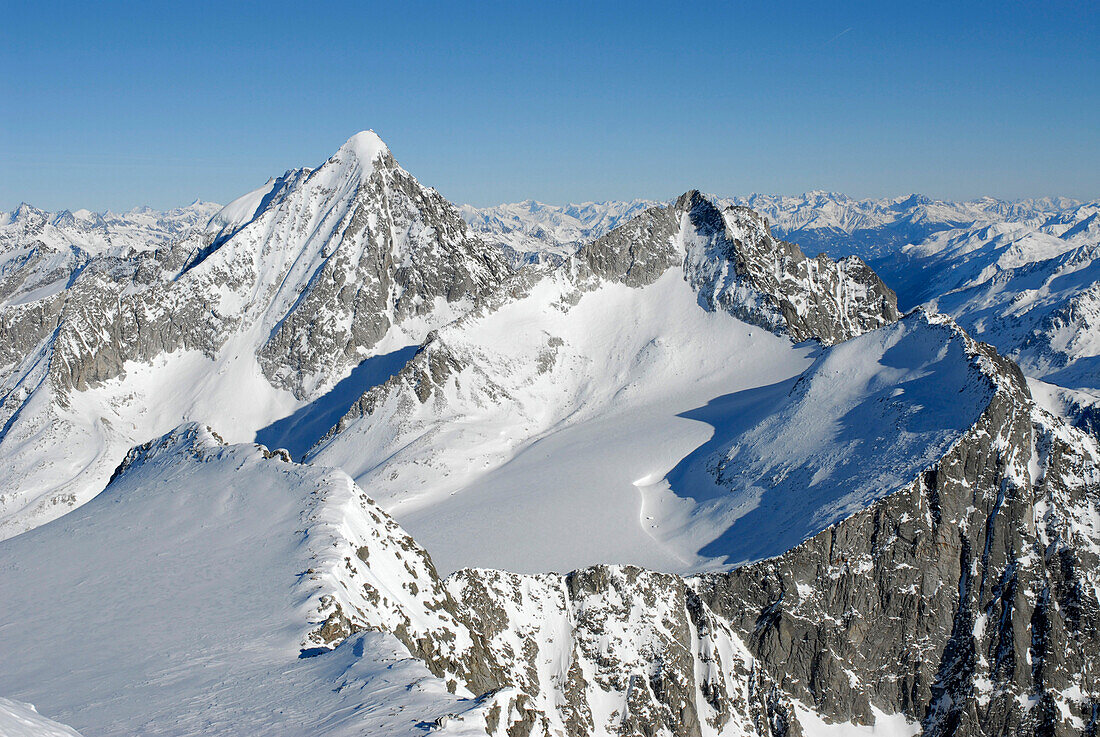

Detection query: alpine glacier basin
xmin=312 ymin=269 xmax=995 ymax=575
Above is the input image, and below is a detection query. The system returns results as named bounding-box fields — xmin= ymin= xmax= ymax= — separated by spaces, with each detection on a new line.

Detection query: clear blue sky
xmin=2 ymin=1 xmax=1097 ymax=211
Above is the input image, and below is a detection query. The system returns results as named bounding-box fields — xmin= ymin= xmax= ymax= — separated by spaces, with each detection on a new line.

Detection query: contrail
xmin=826 ymin=27 xmax=853 ymax=44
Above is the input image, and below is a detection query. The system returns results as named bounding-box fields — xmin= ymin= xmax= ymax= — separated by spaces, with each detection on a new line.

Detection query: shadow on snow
xmin=255 ymin=345 xmax=418 ymax=460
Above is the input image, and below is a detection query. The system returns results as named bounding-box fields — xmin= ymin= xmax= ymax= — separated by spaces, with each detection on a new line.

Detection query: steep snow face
xmin=176 ymin=128 xmax=508 ymax=397
xmin=0 ymin=698 xmax=83 ymax=737
xmin=205 ymin=168 xmax=310 ymax=243
xmin=0 ymin=424 xmax=514 ymax=736
xmin=0 ymin=131 xmax=510 ymax=539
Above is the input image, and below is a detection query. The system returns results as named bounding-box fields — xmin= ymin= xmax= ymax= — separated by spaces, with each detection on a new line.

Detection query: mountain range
xmin=0 ymin=132 xmax=1097 ymax=737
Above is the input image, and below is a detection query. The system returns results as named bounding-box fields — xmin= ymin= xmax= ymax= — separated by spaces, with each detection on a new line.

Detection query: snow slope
xmin=312 ymin=292 xmax=993 ymax=576
xmin=0 ymin=698 xmax=83 ymax=737
xmin=307 ymin=194 xmax=949 ymax=578
xmin=0 ymin=424 xmax=512 ymax=736
xmin=311 ymin=266 xmax=816 ymax=574
xmin=643 ymin=311 xmax=995 ymax=568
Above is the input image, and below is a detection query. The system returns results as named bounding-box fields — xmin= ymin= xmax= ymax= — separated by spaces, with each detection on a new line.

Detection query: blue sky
xmin=2 ymin=1 xmax=1097 ymax=211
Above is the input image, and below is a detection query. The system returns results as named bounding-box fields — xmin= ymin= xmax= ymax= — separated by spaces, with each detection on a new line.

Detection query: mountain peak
xmin=337 ymin=130 xmax=390 ymax=165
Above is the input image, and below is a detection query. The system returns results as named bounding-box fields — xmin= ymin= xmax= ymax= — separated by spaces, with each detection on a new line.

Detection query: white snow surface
xmin=794 ymin=704 xmax=921 ymax=737
xmin=0 ymin=698 xmax=83 ymax=737
xmin=0 ymin=424 xmax=501 ymax=736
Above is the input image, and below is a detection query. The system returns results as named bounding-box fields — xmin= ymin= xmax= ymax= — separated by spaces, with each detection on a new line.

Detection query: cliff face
xmin=696 ymin=356 xmax=1100 ymax=737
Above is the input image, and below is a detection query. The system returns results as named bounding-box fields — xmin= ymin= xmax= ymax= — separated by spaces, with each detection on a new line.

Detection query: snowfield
xmin=0 ymin=425 xmax=506 ymax=736
xmin=0 ymin=698 xmax=83 ymax=737
xmin=311 ymin=266 xmax=816 ymax=574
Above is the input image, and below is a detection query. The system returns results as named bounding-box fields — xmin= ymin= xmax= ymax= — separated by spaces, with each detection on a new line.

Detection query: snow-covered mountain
xmin=877 ymin=205 xmax=1100 ymax=392
xmin=0 ymin=200 xmax=221 ymax=307
xmin=720 ymin=192 xmax=1085 ymax=262
xmin=466 ymin=193 xmax=1100 ymax=436
xmin=0 ymin=200 xmax=222 ymax=257
xmin=0 ymin=131 xmax=508 ymax=538
xmin=2 ymin=134 xmax=1099 ymax=736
